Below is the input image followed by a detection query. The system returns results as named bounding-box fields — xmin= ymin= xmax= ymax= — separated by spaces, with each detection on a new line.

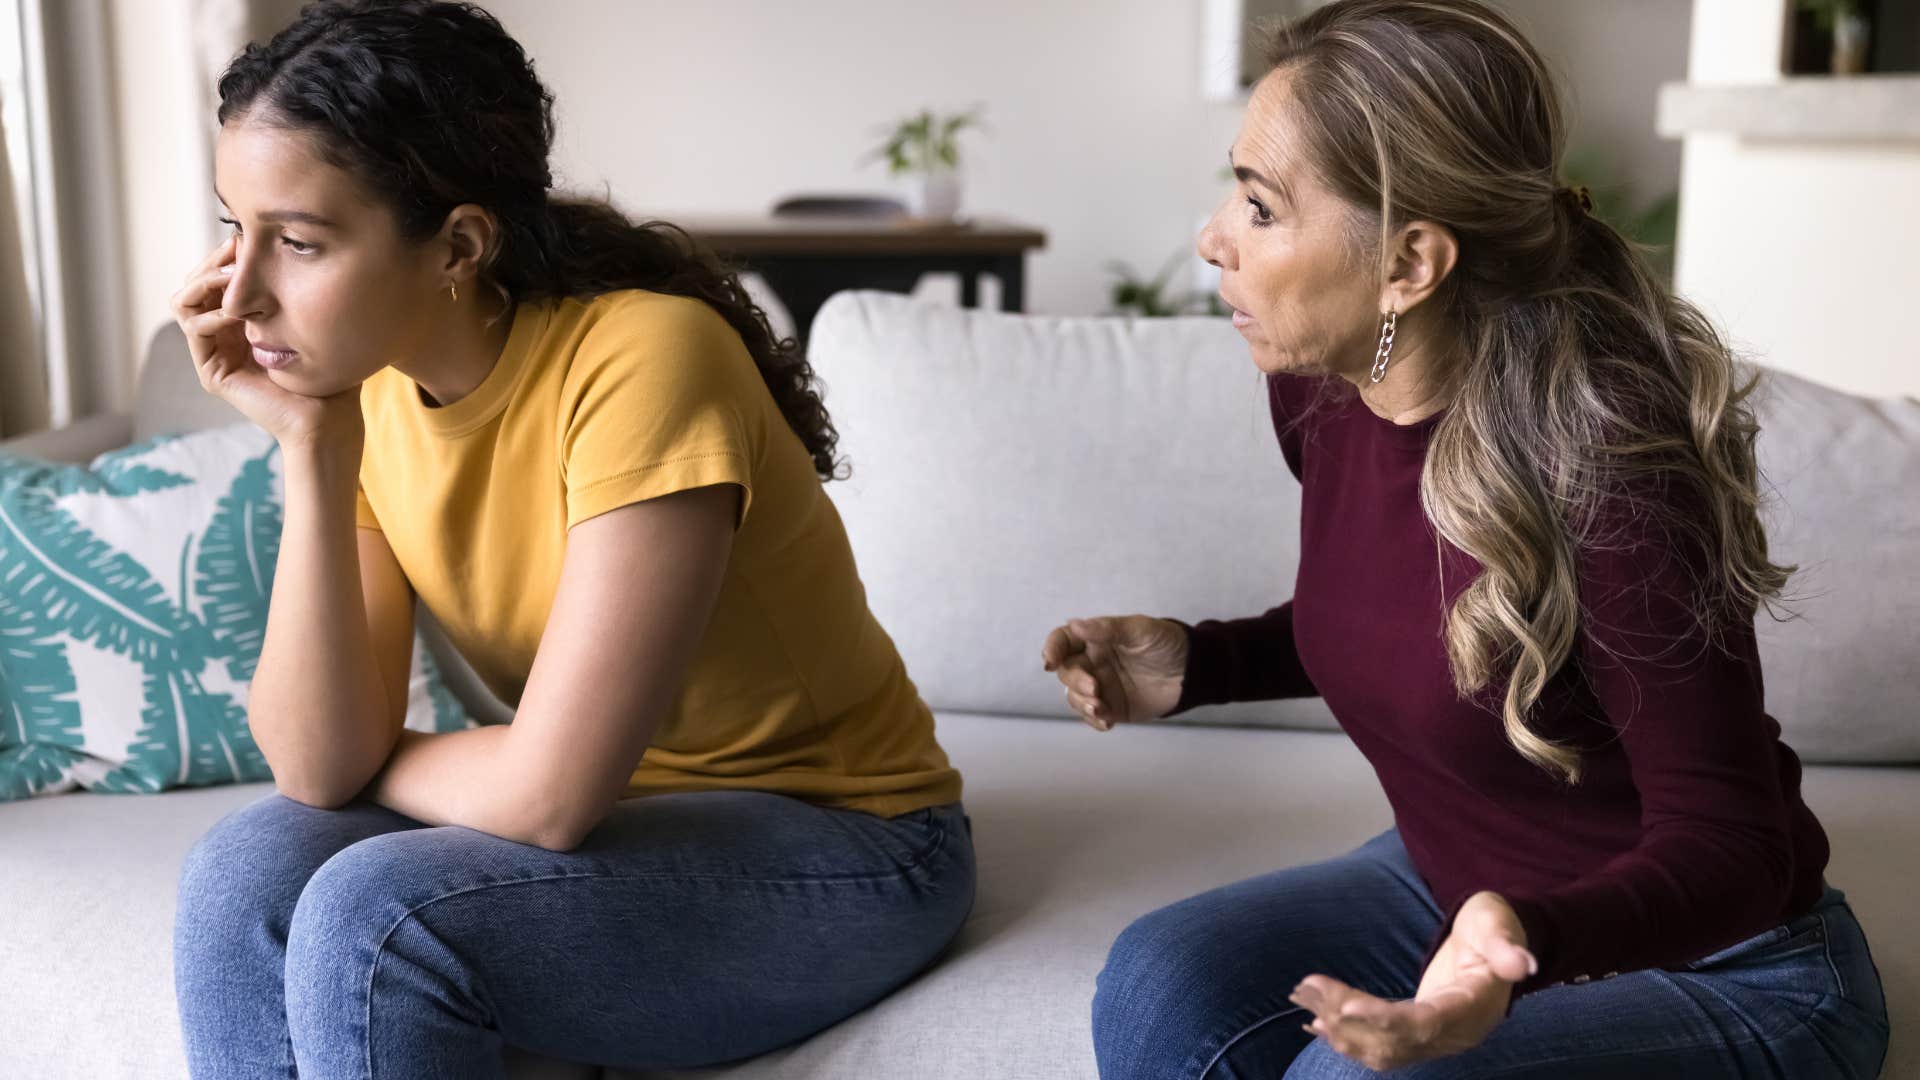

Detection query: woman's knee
xmin=176 ymin=795 xmax=322 ymax=921
xmin=1093 ymin=901 xmax=1252 ymax=1078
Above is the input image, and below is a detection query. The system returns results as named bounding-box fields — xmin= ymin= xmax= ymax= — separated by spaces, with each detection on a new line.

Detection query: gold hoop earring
xmin=449 ymin=282 xmax=459 ymax=303
xmin=1370 ymin=310 xmax=1397 ymax=384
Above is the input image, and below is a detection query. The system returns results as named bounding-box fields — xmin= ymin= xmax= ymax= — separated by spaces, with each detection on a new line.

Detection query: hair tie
xmin=1562 ymin=185 xmax=1592 ymax=216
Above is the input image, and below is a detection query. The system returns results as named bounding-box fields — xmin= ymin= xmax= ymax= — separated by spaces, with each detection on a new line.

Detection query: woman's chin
xmin=1246 ymin=344 xmax=1314 ymax=377
xmin=263 ymin=366 xmax=348 ymax=398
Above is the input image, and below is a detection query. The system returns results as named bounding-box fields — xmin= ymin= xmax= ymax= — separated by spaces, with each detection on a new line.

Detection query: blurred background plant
xmin=866 ymin=107 xmax=985 ymax=176
xmin=1562 ymin=147 xmax=1680 ymax=280
xmin=1107 ymin=251 xmax=1216 ymax=317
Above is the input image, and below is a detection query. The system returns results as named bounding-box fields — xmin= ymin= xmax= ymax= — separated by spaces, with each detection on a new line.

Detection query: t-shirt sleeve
xmin=355 ymin=483 xmax=382 ymax=531
xmin=558 ymin=295 xmax=763 ymax=530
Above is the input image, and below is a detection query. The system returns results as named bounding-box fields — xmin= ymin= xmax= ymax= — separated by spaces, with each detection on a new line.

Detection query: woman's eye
xmin=1247 ymin=196 xmax=1274 ymax=227
xmin=218 ymin=216 xmax=241 ymax=236
xmin=282 ymin=238 xmax=316 ymax=255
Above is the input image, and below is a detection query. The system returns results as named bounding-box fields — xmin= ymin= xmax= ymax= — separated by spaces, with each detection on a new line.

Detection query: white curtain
xmin=0 ymin=85 xmax=49 ymax=439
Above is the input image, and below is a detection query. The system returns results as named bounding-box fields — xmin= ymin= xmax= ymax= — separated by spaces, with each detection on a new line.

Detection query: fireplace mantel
xmin=1658 ymin=76 xmax=1920 ymax=140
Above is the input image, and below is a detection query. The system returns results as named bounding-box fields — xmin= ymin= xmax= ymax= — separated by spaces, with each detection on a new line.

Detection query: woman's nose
xmin=219 ymin=248 xmax=269 ymax=320
xmin=1196 ymin=204 xmax=1234 ymax=271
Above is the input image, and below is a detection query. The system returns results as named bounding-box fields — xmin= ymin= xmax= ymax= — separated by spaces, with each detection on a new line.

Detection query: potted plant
xmin=1799 ymin=0 xmax=1871 ymax=75
xmin=867 ymin=107 xmax=983 ymax=221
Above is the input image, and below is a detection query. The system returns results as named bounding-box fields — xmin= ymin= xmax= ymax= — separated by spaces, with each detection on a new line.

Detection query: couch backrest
xmin=135 ymin=301 xmax=1920 ymax=762
xmin=134 ymin=323 xmax=249 ymax=443
xmin=807 ymin=291 xmax=1920 ymax=764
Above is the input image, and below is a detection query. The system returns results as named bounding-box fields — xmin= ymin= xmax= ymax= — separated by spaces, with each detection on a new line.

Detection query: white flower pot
xmin=1832 ymin=12 xmax=1870 ymax=75
xmin=905 ymin=171 xmax=963 ymax=221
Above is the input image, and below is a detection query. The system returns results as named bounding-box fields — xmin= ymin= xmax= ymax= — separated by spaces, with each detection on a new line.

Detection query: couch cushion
xmin=7 ymin=715 xmax=1910 ymax=1079
xmin=1748 ymin=368 xmax=1920 ymax=763
xmin=807 ymin=292 xmax=1338 ymax=733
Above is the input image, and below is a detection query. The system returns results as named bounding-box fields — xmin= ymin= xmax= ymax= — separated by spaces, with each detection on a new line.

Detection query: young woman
xmin=1044 ymin=2 xmax=1889 ymax=1076
xmin=169 ymin=2 xmax=971 ymax=1076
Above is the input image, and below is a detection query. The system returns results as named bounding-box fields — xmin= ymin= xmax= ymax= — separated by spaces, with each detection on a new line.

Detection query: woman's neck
xmin=395 ymin=295 xmax=516 ymax=408
xmin=1342 ymin=317 xmax=1452 ymax=426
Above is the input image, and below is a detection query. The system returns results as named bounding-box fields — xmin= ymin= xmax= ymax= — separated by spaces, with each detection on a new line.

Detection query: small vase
xmin=1832 ymin=12 xmax=1870 ymax=75
xmin=905 ymin=171 xmax=963 ymax=222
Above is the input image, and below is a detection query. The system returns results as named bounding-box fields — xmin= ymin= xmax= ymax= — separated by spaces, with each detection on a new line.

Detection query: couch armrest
xmin=0 ymin=412 xmax=136 ymax=464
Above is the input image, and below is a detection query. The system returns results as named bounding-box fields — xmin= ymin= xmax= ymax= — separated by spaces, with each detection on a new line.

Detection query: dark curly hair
xmin=215 ymin=0 xmax=841 ymax=479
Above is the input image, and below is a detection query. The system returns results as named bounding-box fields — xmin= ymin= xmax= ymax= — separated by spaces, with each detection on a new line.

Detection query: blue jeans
xmin=1093 ymin=828 xmax=1889 ymax=1079
xmin=174 ymin=789 xmax=974 ymax=1078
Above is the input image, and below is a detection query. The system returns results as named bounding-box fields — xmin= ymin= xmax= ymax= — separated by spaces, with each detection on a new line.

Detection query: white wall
xmin=1673 ymin=0 xmax=1920 ymax=399
xmin=484 ymin=0 xmax=1242 ymax=320
xmin=1499 ymin=0 xmax=1691 ymax=204
xmin=486 ymin=0 xmax=1689 ymax=322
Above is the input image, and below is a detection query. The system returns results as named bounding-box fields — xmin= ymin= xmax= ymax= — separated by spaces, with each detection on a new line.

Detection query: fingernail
xmin=1527 ymin=953 xmax=1539 ymax=976
xmin=217 ymin=265 xmax=234 ymax=274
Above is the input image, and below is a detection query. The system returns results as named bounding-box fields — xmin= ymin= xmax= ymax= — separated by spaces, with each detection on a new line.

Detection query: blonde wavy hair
xmin=1262 ymin=0 xmax=1792 ymax=783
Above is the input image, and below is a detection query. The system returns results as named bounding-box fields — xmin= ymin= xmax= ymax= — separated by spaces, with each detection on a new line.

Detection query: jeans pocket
xmin=1684 ymin=914 xmax=1825 ymax=971
xmin=1685 ymin=911 xmax=1846 ymax=999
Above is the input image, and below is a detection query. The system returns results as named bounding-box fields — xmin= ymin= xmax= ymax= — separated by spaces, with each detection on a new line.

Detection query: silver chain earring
xmin=1369 ymin=310 xmax=1397 ymax=383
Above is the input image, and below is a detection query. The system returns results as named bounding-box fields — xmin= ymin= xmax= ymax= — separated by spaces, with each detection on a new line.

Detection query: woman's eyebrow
xmin=213 ymin=186 xmax=338 ymax=228
xmin=1227 ymin=147 xmax=1292 ymax=204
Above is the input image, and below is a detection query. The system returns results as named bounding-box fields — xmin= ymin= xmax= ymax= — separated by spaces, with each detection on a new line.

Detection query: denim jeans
xmin=174 ymin=789 xmax=974 ymax=1079
xmin=1093 ymin=828 xmax=1889 ymax=1079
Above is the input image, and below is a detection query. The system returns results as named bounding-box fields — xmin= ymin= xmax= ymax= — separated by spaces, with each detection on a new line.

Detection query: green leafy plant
xmin=1107 ymin=251 xmax=1210 ymax=318
xmin=1797 ymin=0 xmax=1862 ymax=33
xmin=866 ymin=107 xmax=984 ymax=176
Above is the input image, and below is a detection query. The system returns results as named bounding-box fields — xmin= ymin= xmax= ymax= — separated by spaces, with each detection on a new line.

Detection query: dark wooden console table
xmin=675 ymin=215 xmax=1048 ymax=343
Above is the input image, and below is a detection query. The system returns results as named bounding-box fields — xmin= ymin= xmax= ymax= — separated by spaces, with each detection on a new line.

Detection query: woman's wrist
xmin=279 ymin=434 xmax=365 ymax=495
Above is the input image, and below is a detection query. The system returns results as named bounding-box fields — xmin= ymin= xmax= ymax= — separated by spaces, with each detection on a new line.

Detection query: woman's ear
xmin=1379 ymin=220 xmax=1457 ymax=315
xmin=437 ymin=203 xmax=499 ymax=284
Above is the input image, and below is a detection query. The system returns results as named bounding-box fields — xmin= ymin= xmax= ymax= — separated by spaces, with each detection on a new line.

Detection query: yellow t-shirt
xmin=355 ymin=289 xmax=961 ymax=817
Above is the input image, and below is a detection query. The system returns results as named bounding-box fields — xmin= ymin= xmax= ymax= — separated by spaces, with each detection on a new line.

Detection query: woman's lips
xmin=251 ymin=345 xmax=297 ymax=370
xmin=1219 ymin=293 xmax=1254 ymax=329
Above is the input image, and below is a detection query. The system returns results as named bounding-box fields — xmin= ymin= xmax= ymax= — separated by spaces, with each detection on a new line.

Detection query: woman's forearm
xmin=248 ymin=439 xmax=395 ymax=806
xmin=367 ymin=726 xmax=566 ymax=848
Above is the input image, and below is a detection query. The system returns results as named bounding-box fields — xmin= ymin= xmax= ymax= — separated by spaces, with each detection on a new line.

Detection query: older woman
xmin=1042 ymin=2 xmax=1889 ymax=1077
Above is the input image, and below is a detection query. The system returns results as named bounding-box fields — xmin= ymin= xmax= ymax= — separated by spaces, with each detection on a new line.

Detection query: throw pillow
xmin=0 ymin=422 xmax=471 ymax=800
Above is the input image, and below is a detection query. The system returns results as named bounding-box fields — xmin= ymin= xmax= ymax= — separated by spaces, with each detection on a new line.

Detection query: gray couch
xmin=3 ymin=291 xmax=1914 ymax=1078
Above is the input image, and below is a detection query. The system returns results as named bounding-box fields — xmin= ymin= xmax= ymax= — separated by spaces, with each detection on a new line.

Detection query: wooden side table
xmin=673 ymin=215 xmax=1048 ymax=343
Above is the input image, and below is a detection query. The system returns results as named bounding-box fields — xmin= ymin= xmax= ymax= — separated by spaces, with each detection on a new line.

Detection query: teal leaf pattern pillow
xmin=0 ymin=422 xmax=472 ymax=800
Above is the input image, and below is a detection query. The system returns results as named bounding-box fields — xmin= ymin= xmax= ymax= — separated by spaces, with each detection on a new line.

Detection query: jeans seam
xmin=1456 ymin=986 xmax=1852 ymax=1079
xmin=1193 ymin=1003 xmax=1309 ymax=1079
xmin=1815 ymin=912 xmax=1848 ymax=999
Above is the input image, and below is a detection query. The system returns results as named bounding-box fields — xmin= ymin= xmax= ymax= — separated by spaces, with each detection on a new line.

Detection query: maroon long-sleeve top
xmin=1171 ymin=372 xmax=1829 ymax=996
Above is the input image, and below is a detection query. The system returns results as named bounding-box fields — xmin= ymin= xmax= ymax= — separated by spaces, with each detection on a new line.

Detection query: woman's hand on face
xmin=170 ymin=234 xmax=363 ymax=453
xmin=1289 ymin=890 xmax=1536 ymax=1071
xmin=1040 ymin=615 xmax=1188 ymax=730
